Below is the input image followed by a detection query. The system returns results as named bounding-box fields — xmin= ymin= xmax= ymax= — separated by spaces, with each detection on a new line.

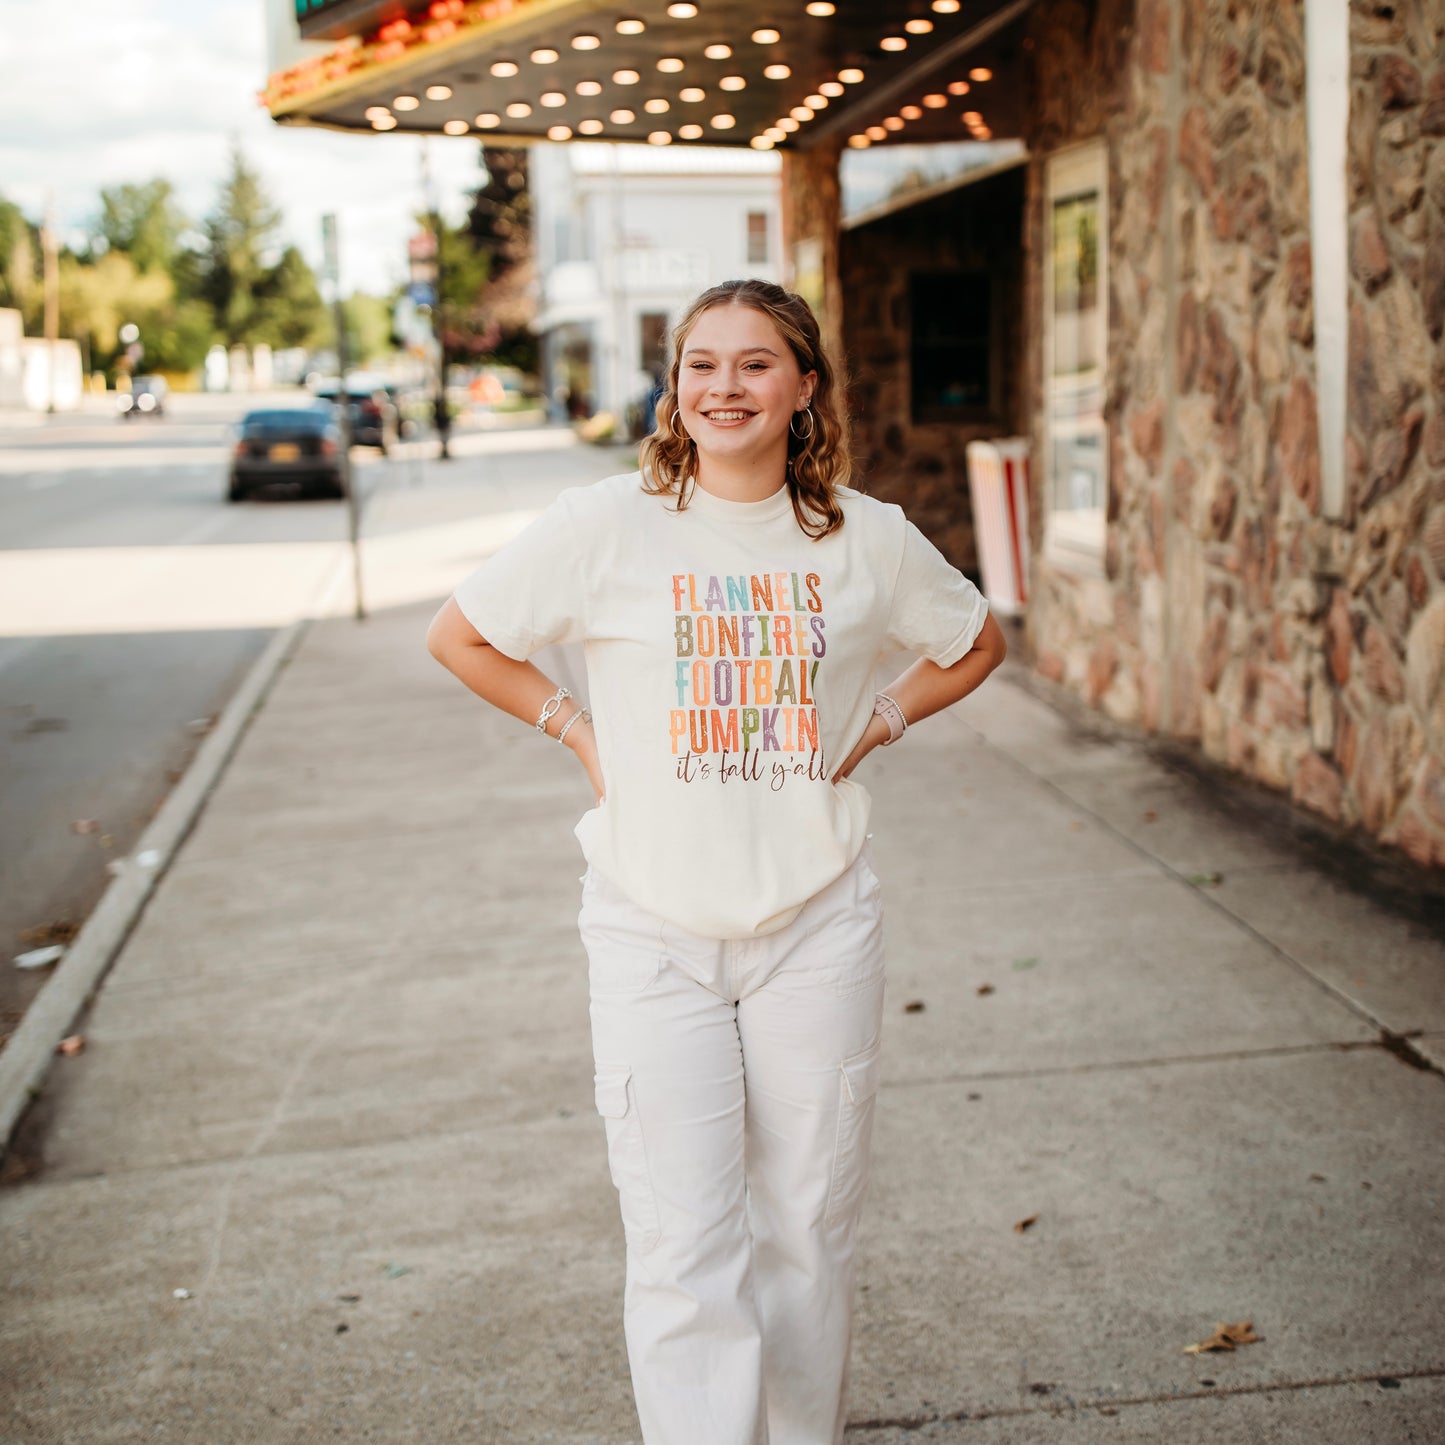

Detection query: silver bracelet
xmin=873 ymin=691 xmax=908 ymax=745
xmin=555 ymin=706 xmax=591 ymax=745
xmin=535 ymin=686 xmax=571 ymax=734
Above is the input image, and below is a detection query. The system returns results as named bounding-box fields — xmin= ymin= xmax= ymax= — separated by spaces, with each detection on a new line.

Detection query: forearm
xmin=885 ymin=611 xmax=1007 ymax=722
xmin=426 ymin=599 xmax=602 ymax=795
xmin=834 ymin=613 xmax=1007 ymax=779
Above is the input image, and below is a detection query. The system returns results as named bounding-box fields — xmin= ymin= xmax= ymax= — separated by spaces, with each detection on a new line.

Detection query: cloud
xmin=0 ymin=0 xmax=482 ymax=294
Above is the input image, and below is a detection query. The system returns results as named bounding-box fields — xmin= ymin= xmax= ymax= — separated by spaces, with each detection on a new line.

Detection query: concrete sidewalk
xmin=3 ymin=438 xmax=1443 ymax=1443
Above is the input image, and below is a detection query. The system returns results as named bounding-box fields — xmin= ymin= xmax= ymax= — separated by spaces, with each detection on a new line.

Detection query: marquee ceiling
xmin=265 ymin=0 xmax=1033 ymax=152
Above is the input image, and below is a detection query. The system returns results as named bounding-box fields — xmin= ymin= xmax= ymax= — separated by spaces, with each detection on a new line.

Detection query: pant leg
xmin=581 ymin=869 xmax=768 ymax=1445
xmin=737 ymin=853 xmax=886 ymax=1445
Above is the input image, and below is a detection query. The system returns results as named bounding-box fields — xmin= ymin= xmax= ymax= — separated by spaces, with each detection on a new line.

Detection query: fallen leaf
xmin=14 ymin=945 xmax=64 ymax=970
xmin=338 ymin=1293 xmax=361 ymax=1304
xmin=335 ymin=1323 xmax=350 ymax=1335
xmin=1308 ymin=1173 xmax=1326 ymax=1183
xmin=903 ymin=999 xmax=926 ymax=1014
xmin=1183 ymin=1320 xmax=1261 ymax=1354
xmin=72 ymin=819 xmax=99 ymax=835
xmin=1014 ymin=1214 xmax=1039 ymax=1233
xmin=56 ymin=1035 xmax=85 ymax=1057
xmin=1187 ymin=871 xmax=1224 ymax=887
xmin=976 ymin=983 xmax=995 ymax=996
xmin=1141 ymin=810 xmax=1158 ymax=823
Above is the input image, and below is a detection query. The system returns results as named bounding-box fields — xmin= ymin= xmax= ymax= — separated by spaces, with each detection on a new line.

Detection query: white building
xmin=529 ymin=142 xmax=783 ymax=426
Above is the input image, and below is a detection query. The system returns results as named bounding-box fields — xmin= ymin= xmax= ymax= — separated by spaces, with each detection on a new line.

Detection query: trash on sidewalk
xmin=188 ymin=716 xmax=217 ymax=736
xmin=977 ymin=983 xmax=995 ymax=996
xmin=172 ymin=1288 xmax=194 ymax=1300
xmin=903 ymin=999 xmax=926 ymax=1013
xmin=1014 ymin=1214 xmax=1039 ymax=1233
xmin=14 ymin=945 xmax=65 ymax=970
xmin=56 ymin=1035 xmax=85 ymax=1056
xmin=381 ymin=1263 xmax=413 ymax=1279
xmin=1187 ymin=871 xmax=1224 ymax=888
xmin=1183 ymin=1320 xmax=1261 ymax=1354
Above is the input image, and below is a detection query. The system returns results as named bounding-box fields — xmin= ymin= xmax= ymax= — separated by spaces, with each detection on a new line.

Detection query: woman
xmin=427 ymin=278 xmax=1007 ymax=1444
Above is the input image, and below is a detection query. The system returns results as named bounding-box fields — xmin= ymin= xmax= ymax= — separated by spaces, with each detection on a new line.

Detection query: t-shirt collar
xmin=683 ymin=478 xmax=794 ymax=524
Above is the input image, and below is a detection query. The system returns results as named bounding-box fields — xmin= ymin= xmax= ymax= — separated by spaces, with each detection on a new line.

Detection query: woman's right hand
xmin=563 ymin=714 xmax=606 ymax=804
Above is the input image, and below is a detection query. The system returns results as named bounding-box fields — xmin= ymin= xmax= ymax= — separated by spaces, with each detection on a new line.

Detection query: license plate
xmin=269 ymin=443 xmax=301 ymax=462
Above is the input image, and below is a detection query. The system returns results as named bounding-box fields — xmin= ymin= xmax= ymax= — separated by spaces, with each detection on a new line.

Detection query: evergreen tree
xmin=253 ymin=244 xmax=327 ymax=351
xmin=201 ymin=146 xmax=283 ymax=346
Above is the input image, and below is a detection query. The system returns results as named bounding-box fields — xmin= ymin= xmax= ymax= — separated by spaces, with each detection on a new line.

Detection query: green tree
xmin=0 ymin=194 xmax=40 ymax=327
xmin=201 ymin=146 xmax=282 ymax=346
xmin=253 ymin=244 xmax=326 ymax=350
xmin=342 ymin=292 xmax=394 ymax=364
xmin=96 ymin=180 xmax=186 ymax=275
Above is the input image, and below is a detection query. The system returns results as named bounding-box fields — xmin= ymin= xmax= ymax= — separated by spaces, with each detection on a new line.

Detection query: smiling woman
xmin=425 ymin=277 xmax=1007 ymax=1444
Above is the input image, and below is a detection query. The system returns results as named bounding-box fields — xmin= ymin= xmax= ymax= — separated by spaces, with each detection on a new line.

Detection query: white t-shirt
xmin=452 ymin=472 xmax=988 ymax=938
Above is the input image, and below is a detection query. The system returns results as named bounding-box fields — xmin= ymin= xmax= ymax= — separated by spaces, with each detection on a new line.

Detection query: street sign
xmin=407 ymin=282 xmax=437 ymax=308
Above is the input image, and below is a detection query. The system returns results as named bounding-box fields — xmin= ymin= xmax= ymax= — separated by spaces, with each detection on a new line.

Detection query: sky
xmin=0 ymin=0 xmax=483 ymax=295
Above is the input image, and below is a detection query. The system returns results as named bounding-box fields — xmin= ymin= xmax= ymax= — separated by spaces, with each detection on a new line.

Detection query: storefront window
xmin=1044 ymin=142 xmax=1108 ymax=566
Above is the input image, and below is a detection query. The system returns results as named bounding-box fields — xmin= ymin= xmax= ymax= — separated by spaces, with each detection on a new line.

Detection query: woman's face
xmin=676 ymin=304 xmax=816 ymax=479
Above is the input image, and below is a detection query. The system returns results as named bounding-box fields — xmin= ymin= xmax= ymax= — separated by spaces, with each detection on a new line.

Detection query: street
xmin=0 ymin=392 xmax=557 ymax=1044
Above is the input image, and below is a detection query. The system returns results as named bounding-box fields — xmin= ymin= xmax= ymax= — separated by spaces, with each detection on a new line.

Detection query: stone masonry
xmin=1025 ymin=0 xmax=1445 ymax=868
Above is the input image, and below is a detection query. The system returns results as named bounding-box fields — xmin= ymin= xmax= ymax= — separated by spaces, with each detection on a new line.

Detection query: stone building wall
xmin=1025 ymin=0 xmax=1445 ymax=868
xmin=840 ymin=166 xmax=1027 ymax=573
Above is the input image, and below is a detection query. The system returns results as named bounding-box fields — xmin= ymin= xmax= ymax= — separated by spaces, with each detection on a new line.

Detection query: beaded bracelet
xmin=555 ymin=706 xmax=592 ymax=745
xmin=535 ymin=686 xmax=572 ymax=734
xmin=873 ymin=691 xmax=908 ymax=745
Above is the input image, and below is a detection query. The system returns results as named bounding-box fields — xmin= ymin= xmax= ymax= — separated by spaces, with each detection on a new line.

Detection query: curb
xmin=0 ymin=618 xmax=310 ymax=1155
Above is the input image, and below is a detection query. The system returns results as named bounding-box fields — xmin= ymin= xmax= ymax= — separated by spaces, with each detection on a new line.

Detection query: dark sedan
xmin=311 ymin=378 xmax=399 ymax=453
xmin=228 ymin=407 xmax=346 ymax=501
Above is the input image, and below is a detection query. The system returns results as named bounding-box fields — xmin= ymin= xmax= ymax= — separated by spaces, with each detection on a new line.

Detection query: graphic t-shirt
xmin=452 ymin=472 xmax=988 ymax=939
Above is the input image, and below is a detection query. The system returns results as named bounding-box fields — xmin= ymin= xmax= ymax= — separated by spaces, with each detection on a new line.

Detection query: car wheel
xmin=227 ymin=476 xmax=246 ymax=502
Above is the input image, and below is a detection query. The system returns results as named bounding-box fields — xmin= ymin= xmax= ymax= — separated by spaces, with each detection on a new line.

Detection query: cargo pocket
xmin=594 ymin=1064 xmax=661 ymax=1253
xmin=825 ymin=1043 xmax=883 ymax=1229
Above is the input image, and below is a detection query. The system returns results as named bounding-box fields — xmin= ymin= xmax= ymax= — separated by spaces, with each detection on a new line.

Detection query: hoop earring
xmin=668 ymin=407 xmax=690 ymax=442
xmin=790 ymin=406 xmax=815 ymax=441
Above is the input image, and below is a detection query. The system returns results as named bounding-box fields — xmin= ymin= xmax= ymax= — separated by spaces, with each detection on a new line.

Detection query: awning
xmin=266 ymin=0 xmax=1034 ymax=152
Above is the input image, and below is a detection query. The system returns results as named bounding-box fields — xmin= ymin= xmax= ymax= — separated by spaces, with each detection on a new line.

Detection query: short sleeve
xmin=451 ymin=493 xmax=586 ymax=660
xmin=885 ymin=519 xmax=990 ymax=667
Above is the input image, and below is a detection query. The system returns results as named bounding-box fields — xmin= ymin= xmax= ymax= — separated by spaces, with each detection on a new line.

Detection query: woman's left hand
xmin=832 ymin=713 xmax=890 ymax=783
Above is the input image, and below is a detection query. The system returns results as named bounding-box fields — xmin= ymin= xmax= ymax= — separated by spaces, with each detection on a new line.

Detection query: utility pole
xmin=322 ymin=214 xmax=365 ymax=621
xmin=420 ymin=141 xmax=451 ymax=461
xmin=42 ymin=195 xmax=59 ymax=414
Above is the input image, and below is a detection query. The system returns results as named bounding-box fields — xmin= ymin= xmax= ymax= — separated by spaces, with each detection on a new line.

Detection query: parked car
xmin=228 ymin=407 xmax=346 ymax=501
xmin=311 ymin=376 xmax=399 ymax=452
xmin=118 ymin=375 xmax=168 ymax=419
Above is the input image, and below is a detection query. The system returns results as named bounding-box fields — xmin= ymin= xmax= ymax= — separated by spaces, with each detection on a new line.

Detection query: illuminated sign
xmin=296 ymin=0 xmax=410 ymax=42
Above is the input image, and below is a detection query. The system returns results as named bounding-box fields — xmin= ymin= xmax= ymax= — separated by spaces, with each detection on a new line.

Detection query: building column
xmin=781 ymin=138 xmax=844 ymax=360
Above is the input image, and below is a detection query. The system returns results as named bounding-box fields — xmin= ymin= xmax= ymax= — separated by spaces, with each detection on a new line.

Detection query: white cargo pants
xmin=581 ymin=851 xmax=886 ymax=1445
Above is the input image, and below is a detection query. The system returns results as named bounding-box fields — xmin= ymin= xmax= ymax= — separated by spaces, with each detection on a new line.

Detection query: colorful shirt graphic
xmin=670 ymin=571 xmax=828 ymax=791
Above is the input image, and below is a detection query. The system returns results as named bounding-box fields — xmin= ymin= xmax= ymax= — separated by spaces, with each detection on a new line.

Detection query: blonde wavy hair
xmin=639 ymin=279 xmax=851 ymax=539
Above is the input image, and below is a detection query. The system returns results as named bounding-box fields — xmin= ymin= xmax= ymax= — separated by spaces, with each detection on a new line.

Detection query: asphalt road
xmin=0 ymin=391 xmax=404 ymax=1041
